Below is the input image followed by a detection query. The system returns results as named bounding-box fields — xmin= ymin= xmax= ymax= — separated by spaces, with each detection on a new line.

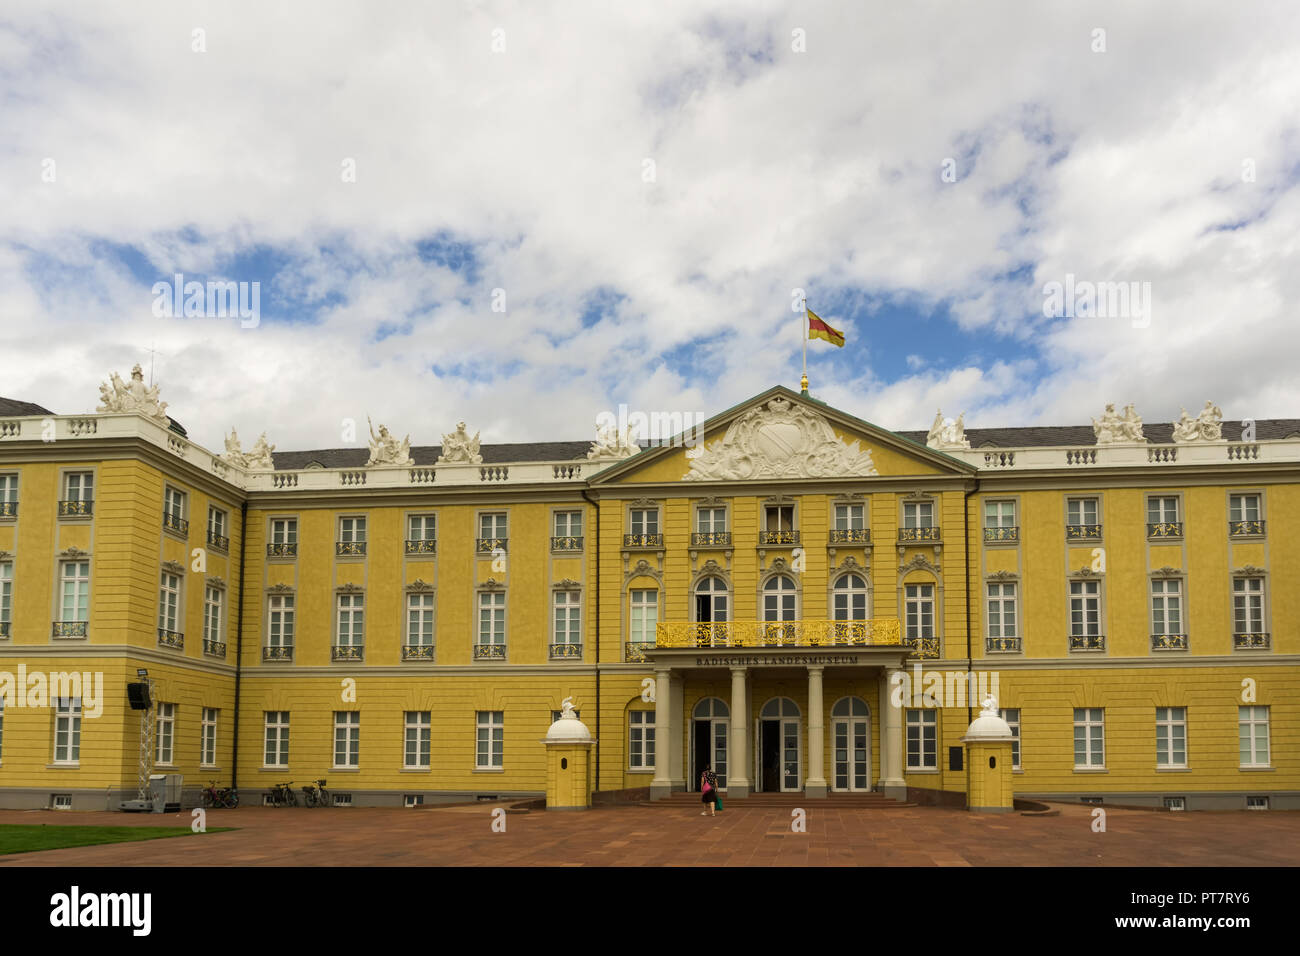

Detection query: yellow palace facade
xmin=0 ymin=379 xmax=1296 ymax=811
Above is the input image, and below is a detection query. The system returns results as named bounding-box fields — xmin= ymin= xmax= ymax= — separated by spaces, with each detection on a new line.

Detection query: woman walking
xmin=699 ymin=764 xmax=719 ymax=816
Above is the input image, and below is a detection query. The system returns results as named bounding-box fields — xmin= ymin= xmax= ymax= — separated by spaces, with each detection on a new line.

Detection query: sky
xmin=2 ymin=0 xmax=1298 ymax=453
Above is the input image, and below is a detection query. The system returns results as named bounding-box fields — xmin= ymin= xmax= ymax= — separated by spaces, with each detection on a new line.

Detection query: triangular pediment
xmin=589 ymin=386 xmax=974 ymax=485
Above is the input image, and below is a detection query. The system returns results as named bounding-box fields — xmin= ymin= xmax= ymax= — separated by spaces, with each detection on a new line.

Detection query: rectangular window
xmin=1069 ymin=580 xmax=1101 ymax=637
xmin=201 ymin=708 xmax=218 ymax=767
xmin=833 ymin=503 xmax=864 ymax=531
xmin=553 ymin=590 xmax=581 ymax=645
xmin=207 ymin=506 xmax=227 ymax=542
xmin=476 ymin=711 xmax=504 ymax=769
xmin=983 ymin=500 xmax=1016 ymax=528
xmin=905 ymin=710 xmax=937 ymax=769
xmin=1067 ymin=497 xmax=1098 ymax=525
xmin=630 ymin=508 xmax=659 ymax=535
xmin=264 ymin=711 xmax=289 ymax=767
xmin=158 ymin=572 xmax=181 ymax=633
xmin=764 ymin=505 xmax=794 ymax=532
xmin=1239 ymin=706 xmax=1269 ymax=768
xmin=164 ymin=487 xmax=187 ymax=522
xmin=54 ymin=697 xmax=82 ymax=764
xmin=339 ymin=516 xmax=366 ymax=543
xmin=334 ymin=712 xmax=360 ymax=768
xmin=1156 ymin=706 xmax=1187 ymax=768
xmin=696 ymin=507 xmax=727 ymax=533
xmin=478 ymin=592 xmax=505 ymax=645
xmin=1233 ymin=578 xmax=1265 ymax=634
xmin=407 ymin=593 xmax=435 ymax=646
xmin=60 ymin=561 xmax=90 ymax=623
xmin=0 ymin=473 xmax=17 ymax=515
xmin=204 ymin=587 xmax=223 ymax=645
xmin=629 ymin=711 xmax=656 ymax=769
xmin=407 ymin=514 xmax=436 ymax=541
xmin=64 ymin=472 xmax=93 ymax=502
xmin=1002 ymin=708 xmax=1021 ymax=769
xmin=553 ymin=511 xmax=582 ymax=537
xmin=336 ymin=594 xmax=365 ymax=647
xmin=629 ymin=589 xmax=658 ymax=644
xmin=1147 ymin=496 xmax=1179 ymax=524
xmin=1073 ymin=708 xmax=1105 ymax=767
xmin=986 ymin=583 xmax=1018 ymax=639
xmin=903 ymin=501 xmax=934 ymax=528
xmin=271 ymin=518 xmax=298 ymax=546
xmin=1229 ymin=494 xmax=1260 ymax=522
xmin=1151 ymin=579 xmax=1183 ymax=636
xmin=904 ymin=584 xmax=934 ymax=640
xmin=479 ymin=512 xmax=507 ymax=539
xmin=155 ymin=702 xmax=175 ymax=764
xmin=268 ymin=595 xmax=295 ymax=647
xmin=0 ymin=560 xmax=11 ymax=634
xmin=405 ymin=711 xmax=431 ymax=768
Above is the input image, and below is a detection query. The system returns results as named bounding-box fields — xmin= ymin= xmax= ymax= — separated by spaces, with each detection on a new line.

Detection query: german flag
xmin=807 ymin=308 xmax=845 ymax=347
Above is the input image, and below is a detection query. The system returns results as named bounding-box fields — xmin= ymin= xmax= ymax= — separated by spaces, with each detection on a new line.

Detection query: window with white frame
xmin=64 ymin=472 xmax=93 ymax=503
xmin=478 ymin=592 xmax=505 ymax=645
xmin=267 ymin=595 xmax=294 ymax=648
xmin=629 ymin=589 xmax=658 ymax=644
xmin=0 ymin=560 xmax=11 ymax=634
xmin=1156 ymin=707 xmax=1186 ymax=768
xmin=762 ymin=574 xmax=797 ymax=622
xmin=1147 ymin=496 xmax=1179 ymax=524
xmin=1151 ymin=579 xmax=1183 ymax=635
xmin=1233 ymin=578 xmax=1265 ymax=634
xmin=60 ymin=561 xmax=90 ymax=623
xmin=832 ymin=573 xmax=868 ymax=620
xmin=833 ymin=503 xmax=864 ymax=530
xmin=476 ymin=711 xmax=504 ymax=769
xmin=1002 ymin=708 xmax=1021 ymax=769
xmin=1239 ymin=706 xmax=1269 ymax=768
xmin=906 ymin=709 xmax=937 ymax=769
xmin=696 ymin=507 xmax=726 ymax=533
xmin=406 ymin=593 xmax=435 ymax=646
xmin=1067 ymin=497 xmax=1098 ymax=526
xmin=264 ymin=711 xmax=289 ymax=766
xmin=336 ymin=593 xmax=364 ymax=647
xmin=338 ymin=516 xmax=366 ymax=544
xmin=764 ymin=504 xmax=794 ymax=532
xmin=1073 ymin=708 xmax=1105 ymax=767
xmin=553 ymin=590 xmax=581 ymax=645
xmin=408 ymin=513 xmax=436 ymax=541
xmin=203 ymin=587 xmax=223 ymax=645
xmin=629 ymin=711 xmax=655 ymax=769
xmin=1069 ymin=580 xmax=1101 ymax=638
xmin=984 ymin=500 xmax=1016 ymax=528
xmin=201 ymin=708 xmax=218 ymax=767
xmin=334 ymin=712 xmax=360 ymax=768
xmin=479 ymin=512 xmax=507 ymax=540
xmin=903 ymin=501 xmax=934 ymax=528
xmin=155 ymin=702 xmax=175 ymax=764
xmin=987 ymin=583 xmax=1018 ymax=639
xmin=904 ymin=584 xmax=934 ymax=640
xmin=164 ymin=487 xmax=187 ymax=523
xmin=158 ymin=572 xmax=182 ymax=634
xmin=207 ymin=506 xmax=227 ymax=545
xmin=630 ymin=507 xmax=659 ymax=535
xmin=694 ymin=576 xmax=728 ymax=623
xmin=1229 ymin=494 xmax=1261 ymax=522
xmin=271 ymin=518 xmax=297 ymax=547
xmin=405 ymin=711 xmax=431 ymax=768
xmin=553 ymin=510 xmax=582 ymax=538
xmin=54 ymin=697 xmax=82 ymax=764
xmin=0 ymin=473 xmax=17 ymax=514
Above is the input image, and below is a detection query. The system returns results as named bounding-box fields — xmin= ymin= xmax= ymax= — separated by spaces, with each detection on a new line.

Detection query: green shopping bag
xmin=715 ymin=796 xmax=723 ymax=812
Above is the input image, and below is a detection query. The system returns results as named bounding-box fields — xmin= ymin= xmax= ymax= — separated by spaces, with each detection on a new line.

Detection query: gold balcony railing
xmin=654 ymin=619 xmax=901 ymax=648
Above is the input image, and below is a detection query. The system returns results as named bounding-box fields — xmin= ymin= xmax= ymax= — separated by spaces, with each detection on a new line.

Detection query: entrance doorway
xmin=691 ymin=697 xmax=729 ymax=790
xmin=831 ymin=696 xmax=872 ymax=791
xmin=755 ymin=697 xmax=801 ymax=792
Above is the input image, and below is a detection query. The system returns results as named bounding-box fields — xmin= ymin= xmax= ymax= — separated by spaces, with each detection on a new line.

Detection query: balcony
xmin=828 ymin=528 xmax=870 ymax=544
xmin=1151 ymin=633 xmax=1188 ymax=651
xmin=203 ymin=638 xmax=226 ymax=658
xmin=623 ymin=533 xmax=663 ymax=548
xmin=473 ymin=643 xmax=506 ymax=660
xmin=1066 ymin=524 xmax=1103 ymax=540
xmin=207 ymin=530 xmax=229 ymax=552
xmin=1069 ymin=633 xmax=1106 ymax=651
xmin=985 ymin=636 xmax=1022 ymax=653
xmin=267 ymin=542 xmax=298 ymax=558
xmin=1147 ymin=522 xmax=1183 ymax=539
xmin=59 ymin=499 xmax=93 ymax=517
xmin=1229 ymin=520 xmax=1265 ymax=537
xmin=0 ymin=501 xmax=16 ymax=519
xmin=690 ymin=532 xmax=732 ymax=548
xmin=758 ymin=530 xmax=800 ymax=546
xmin=402 ymin=644 xmax=436 ymax=661
xmin=477 ymin=537 xmax=508 ymax=554
xmin=654 ymin=619 xmax=900 ymax=648
xmin=1234 ymin=632 xmax=1270 ymax=650
xmin=405 ymin=538 xmax=437 ymax=555
xmin=625 ymin=641 xmax=655 ymax=662
xmin=903 ymin=636 xmax=940 ymax=659
xmin=898 ymin=526 xmax=940 ymax=542
xmin=332 ymin=644 xmax=364 ymax=662
xmin=163 ymin=512 xmax=189 ymax=536
xmin=549 ymin=643 xmax=583 ymax=660
xmin=983 ymin=526 xmax=1019 ymax=543
xmin=263 ymin=645 xmax=294 ymax=661
xmin=157 ymin=628 xmax=185 ymax=650
xmin=52 ymin=621 xmax=88 ymax=638
xmin=336 ymin=540 xmax=367 ymax=556
xmin=551 ymin=536 xmax=583 ymax=552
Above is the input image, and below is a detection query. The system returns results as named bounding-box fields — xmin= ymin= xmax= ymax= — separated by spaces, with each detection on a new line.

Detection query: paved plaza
xmin=1 ymin=802 xmax=1296 ymax=866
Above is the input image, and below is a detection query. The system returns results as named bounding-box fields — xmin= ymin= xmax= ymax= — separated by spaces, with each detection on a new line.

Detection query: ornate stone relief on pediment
xmin=206 ymin=575 xmax=226 ymax=590
xmin=554 ymin=578 xmax=582 ymax=590
xmin=161 ymin=560 xmax=186 ymax=575
xmin=405 ymin=579 xmax=435 ymax=593
xmin=1233 ymin=565 xmax=1267 ymax=576
xmin=60 ymin=546 xmax=89 ymax=558
xmin=624 ymin=558 xmax=664 ymax=585
xmin=1151 ymin=566 xmax=1183 ymax=578
xmin=267 ymin=583 xmax=295 ymax=594
xmin=986 ymin=569 xmax=1019 ymax=581
xmin=898 ymin=553 xmax=939 ymax=575
xmin=336 ymin=582 xmax=364 ymax=594
xmin=479 ymin=577 xmax=506 ymax=591
xmin=629 ymin=497 xmax=658 ymax=508
xmin=683 ymin=396 xmax=877 ymax=481
xmin=1071 ymin=566 xmax=1102 ymax=578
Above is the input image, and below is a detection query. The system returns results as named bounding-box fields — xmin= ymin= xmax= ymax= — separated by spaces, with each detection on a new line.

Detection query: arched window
xmin=831 ymin=696 xmax=870 ymax=718
xmin=693 ymin=697 xmax=730 ymax=719
xmin=694 ymin=576 xmax=729 ymax=623
xmin=762 ymin=574 xmax=797 ymax=622
xmin=760 ymin=697 xmax=801 ymax=719
xmin=832 ymin=573 xmax=869 ymax=620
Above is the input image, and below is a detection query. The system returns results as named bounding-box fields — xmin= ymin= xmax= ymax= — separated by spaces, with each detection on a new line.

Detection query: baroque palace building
xmin=0 ymin=372 xmax=1296 ymax=811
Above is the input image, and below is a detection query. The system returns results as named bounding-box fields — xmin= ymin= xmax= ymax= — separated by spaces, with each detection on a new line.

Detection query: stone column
xmin=668 ymin=672 xmax=686 ymax=791
xmin=805 ymin=666 xmax=827 ymax=797
xmin=880 ymin=666 xmax=907 ymax=800
xmin=650 ymin=668 xmax=673 ymax=799
xmin=728 ymin=666 xmax=750 ymax=798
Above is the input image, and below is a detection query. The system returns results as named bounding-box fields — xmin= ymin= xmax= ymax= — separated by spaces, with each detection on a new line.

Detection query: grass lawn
xmin=0 ymin=824 xmax=235 ymax=855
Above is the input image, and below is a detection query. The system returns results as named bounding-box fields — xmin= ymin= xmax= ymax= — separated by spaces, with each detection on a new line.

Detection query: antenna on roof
xmin=143 ymin=341 xmax=162 ymax=387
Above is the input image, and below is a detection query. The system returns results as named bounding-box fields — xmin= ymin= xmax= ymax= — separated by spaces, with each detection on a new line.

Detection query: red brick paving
xmin=0 ymin=803 xmax=1296 ymax=866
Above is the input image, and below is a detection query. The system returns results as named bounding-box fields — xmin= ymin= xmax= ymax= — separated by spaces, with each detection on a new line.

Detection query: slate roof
xmin=271 ymin=441 xmax=594 ymax=470
xmin=0 ymin=396 xmax=54 ymax=416
xmin=898 ymin=419 xmax=1300 ymax=449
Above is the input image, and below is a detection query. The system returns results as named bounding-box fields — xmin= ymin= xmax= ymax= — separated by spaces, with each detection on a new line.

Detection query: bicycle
xmin=268 ymin=781 xmax=297 ymax=807
xmin=301 ymin=778 xmax=329 ymax=808
xmin=200 ymin=780 xmax=239 ymax=809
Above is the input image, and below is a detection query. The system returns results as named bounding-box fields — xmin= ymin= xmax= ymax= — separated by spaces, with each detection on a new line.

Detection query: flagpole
xmin=801 ymin=302 xmax=809 ymax=395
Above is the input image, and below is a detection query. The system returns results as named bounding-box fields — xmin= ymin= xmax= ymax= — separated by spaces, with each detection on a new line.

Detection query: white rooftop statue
xmin=588 ymin=421 xmax=640 ymax=461
xmin=926 ymin=409 xmax=970 ymax=450
xmin=980 ymin=694 xmax=999 ymax=717
xmin=221 ymin=429 xmax=277 ymax=471
xmin=545 ymin=696 xmax=593 ymax=743
xmin=1092 ymin=402 xmax=1144 ymax=444
xmin=438 ymin=421 xmax=483 ymax=464
xmin=1172 ymin=401 xmax=1224 ymax=443
xmin=97 ymin=364 xmax=169 ymax=426
xmin=366 ymin=416 xmax=413 ymax=466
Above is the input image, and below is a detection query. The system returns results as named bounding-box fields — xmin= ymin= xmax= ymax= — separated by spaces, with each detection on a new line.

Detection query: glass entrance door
xmin=831 ymin=697 xmax=872 ymax=791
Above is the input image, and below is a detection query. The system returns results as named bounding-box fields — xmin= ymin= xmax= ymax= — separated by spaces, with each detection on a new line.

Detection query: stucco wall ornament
xmin=684 ymin=397 xmax=877 ymax=480
xmin=438 ymin=422 xmax=483 ymax=464
xmin=926 ymin=409 xmax=970 ymax=450
xmin=97 ymin=365 xmax=170 ymax=426
xmin=1172 ymin=401 xmax=1224 ymax=443
xmin=1092 ymin=403 xmax=1145 ymax=444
